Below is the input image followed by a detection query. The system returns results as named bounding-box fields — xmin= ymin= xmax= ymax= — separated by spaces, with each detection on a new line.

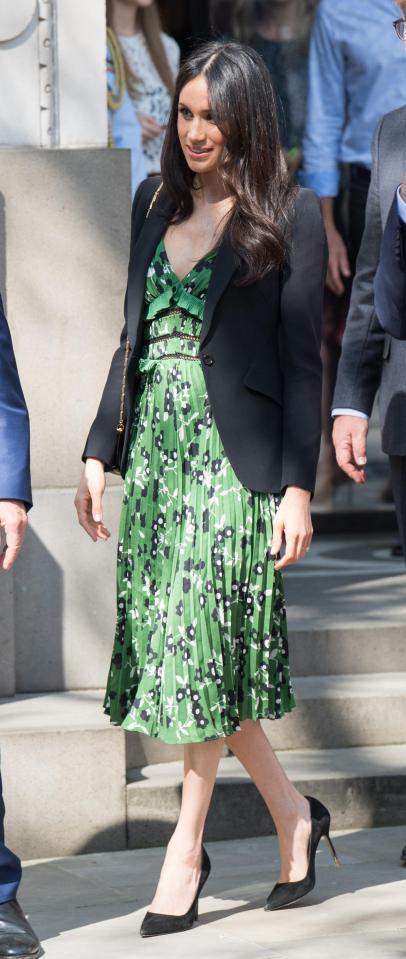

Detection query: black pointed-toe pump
xmin=265 ymin=795 xmax=340 ymax=912
xmin=140 ymin=845 xmax=211 ymax=938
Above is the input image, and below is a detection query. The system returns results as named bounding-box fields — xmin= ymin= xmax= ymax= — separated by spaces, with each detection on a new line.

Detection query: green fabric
xmin=104 ymin=236 xmax=296 ymax=744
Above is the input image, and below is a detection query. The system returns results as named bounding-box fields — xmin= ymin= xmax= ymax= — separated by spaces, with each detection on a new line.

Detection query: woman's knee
xmin=225 ymin=718 xmax=259 ymax=743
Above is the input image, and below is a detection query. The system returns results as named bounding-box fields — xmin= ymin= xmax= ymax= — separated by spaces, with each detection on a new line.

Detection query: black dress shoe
xmin=265 ymin=796 xmax=341 ymax=911
xmin=0 ymin=900 xmax=40 ymax=958
xmin=140 ymin=845 xmax=211 ymax=938
xmin=401 ymin=845 xmax=406 ymax=865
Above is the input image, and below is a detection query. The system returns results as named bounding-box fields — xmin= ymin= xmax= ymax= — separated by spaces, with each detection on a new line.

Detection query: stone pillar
xmin=0 ymin=1 xmax=132 ymax=695
xmin=0 ymin=0 xmax=107 ymax=148
xmin=0 ymin=148 xmax=131 ymax=693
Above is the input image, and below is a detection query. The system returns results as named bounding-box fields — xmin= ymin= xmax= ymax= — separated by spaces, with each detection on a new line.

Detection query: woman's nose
xmin=188 ymin=117 xmax=206 ymax=141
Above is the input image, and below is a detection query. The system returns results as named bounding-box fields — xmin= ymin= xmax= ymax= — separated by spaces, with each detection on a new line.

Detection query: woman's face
xmin=177 ymin=75 xmax=226 ymax=175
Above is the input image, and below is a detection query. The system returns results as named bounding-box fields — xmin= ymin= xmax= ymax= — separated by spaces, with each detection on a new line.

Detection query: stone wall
xmin=0 ymin=148 xmax=131 ymax=695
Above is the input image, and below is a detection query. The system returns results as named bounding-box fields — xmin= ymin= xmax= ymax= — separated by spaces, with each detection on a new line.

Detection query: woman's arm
xmin=81 ymin=176 xmax=159 ymax=469
xmin=76 ymin=176 xmax=159 ymax=541
xmin=280 ymin=188 xmax=327 ymax=497
xmin=270 ymin=189 xmax=327 ymax=570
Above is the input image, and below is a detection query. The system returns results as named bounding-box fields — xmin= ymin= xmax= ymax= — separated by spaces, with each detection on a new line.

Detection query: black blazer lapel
xmin=200 ymin=240 xmax=239 ymax=346
xmin=126 ymin=197 xmax=173 ymax=350
xmin=126 ymin=193 xmax=239 ymax=352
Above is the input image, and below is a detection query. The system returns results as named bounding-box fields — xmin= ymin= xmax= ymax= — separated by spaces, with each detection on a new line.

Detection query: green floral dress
xmin=104 ymin=237 xmax=296 ymax=744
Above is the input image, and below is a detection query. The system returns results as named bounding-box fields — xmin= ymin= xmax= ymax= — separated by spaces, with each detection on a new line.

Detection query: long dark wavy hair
xmin=160 ymin=40 xmax=296 ymax=285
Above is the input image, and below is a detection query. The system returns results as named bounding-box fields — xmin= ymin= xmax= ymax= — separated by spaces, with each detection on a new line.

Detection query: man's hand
xmin=0 ymin=500 xmax=28 ymax=571
xmin=401 ymin=171 xmax=406 ymax=203
xmin=332 ymin=415 xmax=368 ymax=484
xmin=325 ymin=224 xmax=351 ymax=296
xmin=321 ymin=197 xmax=351 ymax=296
xmin=74 ymin=459 xmax=110 ymax=542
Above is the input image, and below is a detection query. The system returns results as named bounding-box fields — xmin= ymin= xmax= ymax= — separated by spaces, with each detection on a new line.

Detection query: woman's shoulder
xmin=288 ymin=187 xmax=323 ymax=236
xmin=293 ymin=186 xmax=322 ymax=217
xmin=132 ymin=175 xmax=162 ymax=219
xmin=286 ymin=188 xmax=327 ymax=266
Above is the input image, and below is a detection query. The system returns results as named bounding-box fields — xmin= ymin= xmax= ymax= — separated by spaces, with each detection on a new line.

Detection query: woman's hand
xmin=137 ymin=112 xmax=163 ymax=143
xmin=271 ymin=487 xmax=313 ymax=571
xmin=74 ymin=459 xmax=111 ymax=542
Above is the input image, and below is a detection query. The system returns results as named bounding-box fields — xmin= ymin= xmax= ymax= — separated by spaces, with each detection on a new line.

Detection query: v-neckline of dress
xmin=161 ymin=237 xmax=217 ymax=286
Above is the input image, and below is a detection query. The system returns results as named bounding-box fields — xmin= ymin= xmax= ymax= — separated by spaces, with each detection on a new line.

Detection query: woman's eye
xmin=179 ymin=107 xmax=192 ymax=118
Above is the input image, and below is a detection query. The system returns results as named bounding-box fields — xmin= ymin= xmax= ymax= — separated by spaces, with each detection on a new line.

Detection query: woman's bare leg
xmin=149 ymin=738 xmax=224 ymax=915
xmin=226 ymin=719 xmax=311 ymax=883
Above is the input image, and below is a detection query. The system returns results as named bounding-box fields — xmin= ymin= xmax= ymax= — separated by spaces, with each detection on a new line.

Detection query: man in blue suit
xmin=0 ymin=297 xmax=40 ymax=957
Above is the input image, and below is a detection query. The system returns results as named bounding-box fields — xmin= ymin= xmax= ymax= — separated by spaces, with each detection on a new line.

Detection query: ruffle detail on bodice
xmin=138 ymin=238 xmax=215 ymax=373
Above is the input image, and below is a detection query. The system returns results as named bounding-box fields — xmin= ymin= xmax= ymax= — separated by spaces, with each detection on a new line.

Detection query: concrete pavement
xmin=20 ymin=826 xmax=406 ymax=959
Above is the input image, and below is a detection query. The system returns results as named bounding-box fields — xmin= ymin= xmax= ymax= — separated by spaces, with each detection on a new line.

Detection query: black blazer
xmin=83 ymin=177 xmax=327 ymax=495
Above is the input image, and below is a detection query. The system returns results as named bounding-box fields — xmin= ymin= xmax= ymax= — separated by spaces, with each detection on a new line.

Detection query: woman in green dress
xmin=75 ymin=40 xmax=336 ymax=937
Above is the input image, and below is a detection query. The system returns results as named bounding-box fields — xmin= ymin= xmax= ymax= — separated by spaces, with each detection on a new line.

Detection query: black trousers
xmin=389 ymin=456 xmax=406 ymax=561
xmin=348 ymin=164 xmax=371 ymax=269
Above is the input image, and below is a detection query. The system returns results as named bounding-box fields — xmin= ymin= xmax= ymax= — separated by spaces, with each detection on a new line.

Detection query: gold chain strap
xmin=116 ymin=335 xmax=131 ymax=433
xmin=116 ymin=182 xmax=163 ymax=434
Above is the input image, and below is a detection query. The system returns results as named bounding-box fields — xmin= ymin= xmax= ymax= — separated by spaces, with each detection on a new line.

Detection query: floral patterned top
xmin=119 ymin=31 xmax=180 ymax=174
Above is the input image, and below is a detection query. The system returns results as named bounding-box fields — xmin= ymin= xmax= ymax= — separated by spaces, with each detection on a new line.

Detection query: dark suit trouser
xmin=390 ymin=457 xmax=406 ymax=561
xmin=348 ymin=165 xmax=371 ymax=269
xmin=0 ymin=774 xmax=21 ymax=903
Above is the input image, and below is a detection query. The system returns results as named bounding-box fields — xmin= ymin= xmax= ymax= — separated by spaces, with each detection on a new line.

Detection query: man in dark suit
xmin=331 ymin=8 xmax=406 ymax=867
xmin=374 ymin=169 xmax=406 ymax=340
xmin=0 ymin=298 xmax=40 ymax=956
xmin=331 ymin=106 xmax=406 ymax=558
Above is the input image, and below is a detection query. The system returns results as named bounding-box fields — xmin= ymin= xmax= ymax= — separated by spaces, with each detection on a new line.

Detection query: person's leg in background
xmin=315 ymin=169 xmax=371 ymax=505
xmin=389 ymin=457 xmax=406 ymax=562
xmin=347 ymin=164 xmax=371 ymax=269
xmin=315 ymin=192 xmax=351 ymax=503
xmin=0 ymin=772 xmax=40 ymax=958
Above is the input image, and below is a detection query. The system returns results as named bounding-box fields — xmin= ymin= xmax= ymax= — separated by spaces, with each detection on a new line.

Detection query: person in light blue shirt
xmin=301 ymin=0 xmax=406 ymax=296
xmin=107 ymin=28 xmax=146 ymax=198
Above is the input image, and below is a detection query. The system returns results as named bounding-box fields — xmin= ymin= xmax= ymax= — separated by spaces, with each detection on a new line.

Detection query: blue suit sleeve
xmin=0 ymin=301 xmax=32 ymax=508
xmin=374 ymin=192 xmax=406 ymax=340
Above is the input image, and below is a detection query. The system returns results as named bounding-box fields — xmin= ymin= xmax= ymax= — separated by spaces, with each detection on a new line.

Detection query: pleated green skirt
xmin=103 ymin=238 xmax=296 ymax=744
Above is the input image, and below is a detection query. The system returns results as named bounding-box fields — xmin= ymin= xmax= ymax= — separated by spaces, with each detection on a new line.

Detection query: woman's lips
xmin=186 ymin=145 xmax=213 ymax=159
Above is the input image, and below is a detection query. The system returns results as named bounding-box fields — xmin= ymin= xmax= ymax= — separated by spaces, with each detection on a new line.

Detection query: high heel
xmin=140 ymin=845 xmax=211 ymax=937
xmin=264 ymin=795 xmax=340 ymax=911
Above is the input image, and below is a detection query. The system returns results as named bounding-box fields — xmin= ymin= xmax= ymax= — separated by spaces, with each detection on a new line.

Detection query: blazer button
xmin=203 ymin=353 xmax=215 ymax=366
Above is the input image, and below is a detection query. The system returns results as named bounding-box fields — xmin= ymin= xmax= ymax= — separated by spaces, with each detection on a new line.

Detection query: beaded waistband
xmin=146 ymin=331 xmax=200 ymax=345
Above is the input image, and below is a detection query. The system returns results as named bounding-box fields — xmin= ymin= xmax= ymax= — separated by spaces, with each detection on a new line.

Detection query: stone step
xmin=0 ymin=691 xmax=127 ymax=860
xmin=262 ymin=672 xmax=406 ymax=750
xmin=126 ymin=744 xmax=406 ymax=849
xmin=127 ymin=673 xmax=406 ymax=761
xmin=2 ymin=672 xmax=405 ymax=858
xmin=288 ymin=624 xmax=406 ymax=676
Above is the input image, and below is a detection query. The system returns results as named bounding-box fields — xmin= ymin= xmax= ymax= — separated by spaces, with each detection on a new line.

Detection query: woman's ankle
xmin=167 ymin=831 xmax=203 ymax=864
xmin=272 ymin=793 xmax=310 ymax=833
